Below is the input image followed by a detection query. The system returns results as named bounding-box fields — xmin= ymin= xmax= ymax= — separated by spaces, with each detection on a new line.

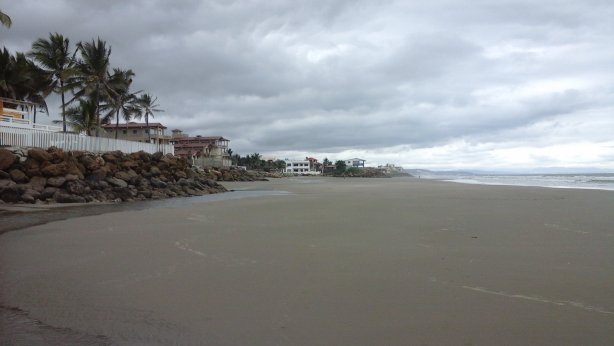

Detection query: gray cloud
xmin=3 ymin=0 xmax=614 ymax=169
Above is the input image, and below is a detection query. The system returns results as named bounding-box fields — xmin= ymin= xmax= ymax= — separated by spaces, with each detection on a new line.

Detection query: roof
xmin=173 ymin=136 xmax=229 ymax=142
xmin=102 ymin=122 xmax=167 ymax=129
xmin=346 ymin=158 xmax=366 ymax=161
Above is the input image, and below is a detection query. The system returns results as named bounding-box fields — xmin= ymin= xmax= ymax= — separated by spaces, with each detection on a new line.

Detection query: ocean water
xmin=432 ymin=173 xmax=614 ymax=191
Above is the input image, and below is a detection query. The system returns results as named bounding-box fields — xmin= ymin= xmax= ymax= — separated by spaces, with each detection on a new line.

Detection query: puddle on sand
xmin=0 ymin=190 xmax=290 ymax=235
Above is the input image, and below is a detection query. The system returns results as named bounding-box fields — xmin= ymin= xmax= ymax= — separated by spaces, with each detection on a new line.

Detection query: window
xmin=145 ymin=129 xmax=150 ymax=134
xmin=122 ymin=130 xmax=127 ymax=134
xmin=287 ymin=163 xmax=291 ymax=166
xmin=133 ymin=130 xmax=137 ymax=134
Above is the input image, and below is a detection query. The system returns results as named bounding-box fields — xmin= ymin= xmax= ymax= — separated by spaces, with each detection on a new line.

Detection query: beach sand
xmin=1 ymin=177 xmax=613 ymax=345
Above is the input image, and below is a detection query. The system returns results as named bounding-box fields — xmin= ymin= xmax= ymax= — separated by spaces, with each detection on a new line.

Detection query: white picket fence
xmin=0 ymin=124 xmax=174 ymax=155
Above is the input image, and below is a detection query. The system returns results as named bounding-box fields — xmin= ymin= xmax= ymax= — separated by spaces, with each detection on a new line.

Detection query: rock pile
xmin=200 ymin=167 xmax=278 ymax=181
xmin=0 ymin=147 xmax=227 ymax=204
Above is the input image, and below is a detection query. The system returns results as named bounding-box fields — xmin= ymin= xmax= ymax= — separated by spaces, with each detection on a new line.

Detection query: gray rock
xmin=47 ymin=176 xmax=67 ymax=187
xmin=149 ymin=166 xmax=162 ymax=176
xmin=0 ymin=179 xmax=16 ymax=188
xmin=29 ymin=176 xmax=47 ymax=192
xmin=105 ymin=177 xmax=128 ymax=188
xmin=41 ymin=187 xmax=58 ymax=200
xmin=150 ymin=177 xmax=167 ymax=188
xmin=0 ymin=186 xmax=21 ymax=203
xmin=21 ymin=193 xmax=36 ymax=204
xmin=65 ymin=174 xmax=80 ymax=181
xmin=85 ymin=170 xmax=106 ymax=183
xmin=9 ymin=169 xmax=28 ymax=183
xmin=65 ymin=180 xmax=87 ymax=195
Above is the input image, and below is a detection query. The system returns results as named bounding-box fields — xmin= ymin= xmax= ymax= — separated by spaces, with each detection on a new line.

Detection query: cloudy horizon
xmin=3 ymin=0 xmax=614 ymax=171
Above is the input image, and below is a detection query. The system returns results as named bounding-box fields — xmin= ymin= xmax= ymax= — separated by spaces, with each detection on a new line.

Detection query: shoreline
xmin=2 ymin=175 xmax=614 ymax=235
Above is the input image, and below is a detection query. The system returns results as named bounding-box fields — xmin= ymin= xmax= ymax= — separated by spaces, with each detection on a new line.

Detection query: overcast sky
xmin=3 ymin=0 xmax=614 ymax=170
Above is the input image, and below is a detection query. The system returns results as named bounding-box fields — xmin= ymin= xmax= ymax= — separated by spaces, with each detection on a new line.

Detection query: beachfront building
xmin=345 ymin=158 xmax=366 ymax=168
xmin=101 ymin=122 xmax=171 ymax=144
xmin=284 ymin=158 xmax=321 ymax=175
xmin=171 ymin=130 xmax=231 ymax=167
xmin=1 ymin=97 xmax=60 ymax=132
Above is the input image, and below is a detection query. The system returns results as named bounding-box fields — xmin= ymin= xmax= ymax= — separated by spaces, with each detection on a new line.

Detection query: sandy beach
xmin=1 ymin=177 xmax=613 ymax=345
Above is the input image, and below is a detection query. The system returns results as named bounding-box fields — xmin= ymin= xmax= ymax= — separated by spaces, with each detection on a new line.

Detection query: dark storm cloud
xmin=3 ymin=0 xmax=614 ymax=168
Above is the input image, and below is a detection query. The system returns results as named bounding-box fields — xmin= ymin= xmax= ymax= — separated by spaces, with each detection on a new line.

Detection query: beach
xmin=1 ymin=177 xmax=613 ymax=345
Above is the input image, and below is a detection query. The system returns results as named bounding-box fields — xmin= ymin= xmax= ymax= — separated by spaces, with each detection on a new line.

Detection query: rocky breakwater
xmin=0 ymin=147 xmax=227 ymax=204
xmin=202 ymin=167 xmax=280 ymax=181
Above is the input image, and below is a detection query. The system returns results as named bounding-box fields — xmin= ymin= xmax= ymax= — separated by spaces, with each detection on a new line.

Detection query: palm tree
xmin=134 ymin=93 xmax=163 ymax=143
xmin=0 ymin=49 xmax=51 ymax=118
xmin=23 ymin=57 xmax=52 ymax=123
xmin=0 ymin=9 xmax=11 ymax=28
xmin=68 ymin=38 xmax=112 ymax=137
xmin=102 ymin=68 xmax=138 ymax=138
xmin=29 ymin=33 xmax=77 ymax=132
xmin=0 ymin=48 xmax=22 ymax=99
xmin=54 ymin=98 xmax=97 ymax=135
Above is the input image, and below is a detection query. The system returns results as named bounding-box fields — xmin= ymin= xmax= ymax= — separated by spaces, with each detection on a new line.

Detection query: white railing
xmin=0 ymin=124 xmax=174 ymax=155
xmin=1 ymin=115 xmax=64 ymax=132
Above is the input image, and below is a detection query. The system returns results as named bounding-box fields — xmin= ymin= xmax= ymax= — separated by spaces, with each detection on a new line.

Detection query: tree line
xmin=227 ymin=151 xmax=286 ymax=171
xmin=1 ymin=16 xmax=163 ymax=140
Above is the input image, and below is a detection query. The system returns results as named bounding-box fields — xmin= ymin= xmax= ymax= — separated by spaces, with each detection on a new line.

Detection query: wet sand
xmin=1 ymin=177 xmax=613 ymax=345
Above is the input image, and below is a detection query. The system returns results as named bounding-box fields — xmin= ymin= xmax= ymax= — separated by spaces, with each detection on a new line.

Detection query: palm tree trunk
xmin=95 ymin=98 xmax=100 ymax=137
xmin=115 ymin=107 xmax=120 ymax=139
xmin=60 ymin=80 xmax=66 ymax=132
xmin=146 ymin=114 xmax=151 ymax=143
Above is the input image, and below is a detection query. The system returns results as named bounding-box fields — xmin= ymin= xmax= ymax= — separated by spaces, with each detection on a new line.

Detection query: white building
xmin=284 ymin=158 xmax=320 ymax=175
xmin=345 ymin=158 xmax=366 ymax=168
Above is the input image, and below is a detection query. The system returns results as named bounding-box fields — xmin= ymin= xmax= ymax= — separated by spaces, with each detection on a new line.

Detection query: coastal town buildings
xmin=377 ymin=163 xmax=405 ymax=175
xmin=171 ymin=130 xmax=231 ymax=167
xmin=284 ymin=158 xmax=321 ymax=174
xmin=101 ymin=122 xmax=171 ymax=144
xmin=344 ymin=158 xmax=366 ymax=168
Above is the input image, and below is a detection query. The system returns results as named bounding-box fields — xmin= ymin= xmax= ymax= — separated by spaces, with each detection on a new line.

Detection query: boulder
xmin=29 ymin=176 xmax=47 ymax=192
xmin=102 ymin=152 xmax=121 ymax=163
xmin=0 ymin=186 xmax=21 ymax=203
xmin=114 ymin=171 xmax=133 ymax=181
xmin=21 ymin=193 xmax=36 ymax=204
xmin=149 ymin=166 xmax=162 ymax=176
xmin=121 ymin=160 xmax=139 ymax=169
xmin=41 ymin=187 xmax=58 ymax=200
xmin=64 ymin=180 xmax=87 ymax=195
xmin=80 ymin=155 xmax=102 ymax=171
xmin=174 ymin=170 xmax=187 ymax=179
xmin=0 ymin=170 xmax=8 ymax=179
xmin=106 ymin=177 xmax=128 ymax=188
xmin=85 ymin=169 xmax=107 ymax=183
xmin=41 ymin=163 xmax=68 ymax=177
xmin=28 ymin=147 xmax=52 ymax=162
xmin=0 ymin=179 xmax=16 ymax=188
xmin=65 ymin=173 xmax=80 ymax=181
xmin=150 ymin=177 xmax=167 ymax=188
xmin=47 ymin=176 xmax=67 ymax=187
xmin=0 ymin=149 xmax=17 ymax=171
xmin=48 ymin=147 xmax=66 ymax=163
xmin=9 ymin=169 xmax=29 ymax=183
